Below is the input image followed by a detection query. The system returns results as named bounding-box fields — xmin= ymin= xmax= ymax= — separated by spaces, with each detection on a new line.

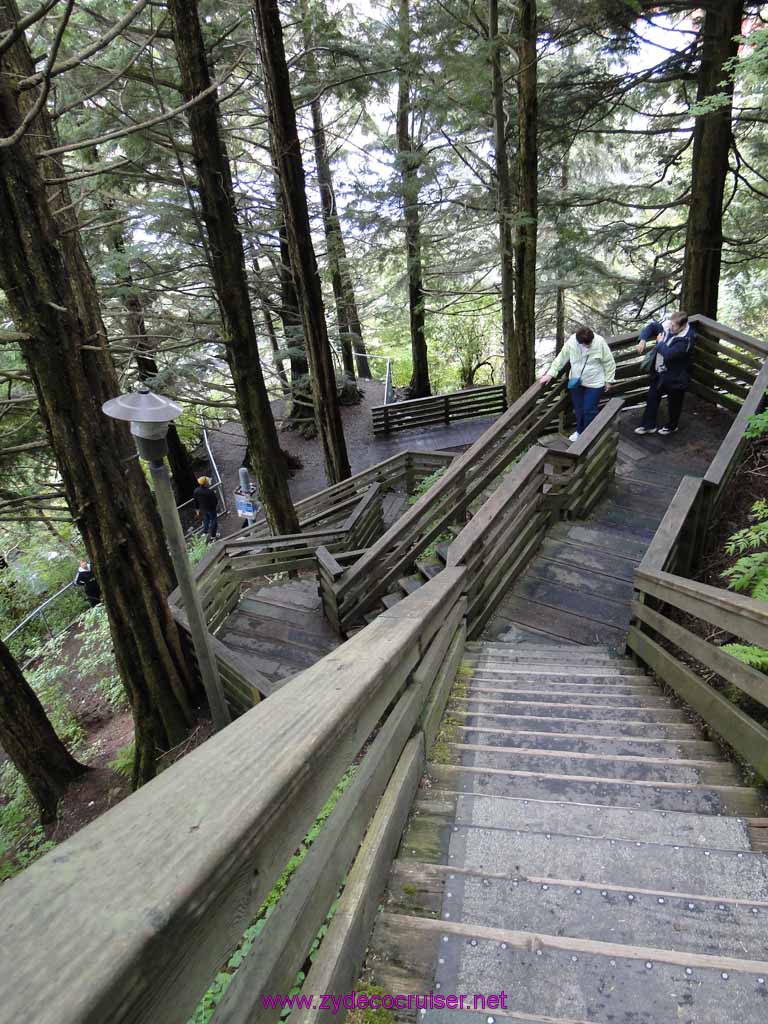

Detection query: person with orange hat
xmin=193 ymin=476 xmax=219 ymax=541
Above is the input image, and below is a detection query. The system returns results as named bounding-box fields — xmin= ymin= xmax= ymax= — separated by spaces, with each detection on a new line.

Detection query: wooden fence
xmin=333 ymin=379 xmax=568 ymax=630
xmin=628 ymin=331 xmax=768 ymax=779
xmin=0 ymin=569 xmax=468 ymax=1024
xmin=372 ymin=383 xmax=507 ymax=436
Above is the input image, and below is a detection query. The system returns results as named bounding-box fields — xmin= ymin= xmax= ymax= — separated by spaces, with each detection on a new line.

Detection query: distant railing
xmin=628 ymin=327 xmax=768 ymax=777
xmin=372 ymin=383 xmax=507 ymax=436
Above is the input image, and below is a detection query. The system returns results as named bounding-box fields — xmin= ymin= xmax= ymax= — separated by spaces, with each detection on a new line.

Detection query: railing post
xmin=444 ymin=394 xmax=450 ymax=424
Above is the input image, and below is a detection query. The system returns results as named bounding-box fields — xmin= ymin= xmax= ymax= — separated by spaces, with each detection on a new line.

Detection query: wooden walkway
xmin=359 ymin=399 xmax=768 ymax=1022
xmin=365 ymin=640 xmax=768 ymax=1022
xmin=484 ymin=399 xmax=733 ymax=649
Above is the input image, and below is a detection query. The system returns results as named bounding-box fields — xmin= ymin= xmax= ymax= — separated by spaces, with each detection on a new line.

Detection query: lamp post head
xmin=102 ymin=385 xmax=183 ymax=461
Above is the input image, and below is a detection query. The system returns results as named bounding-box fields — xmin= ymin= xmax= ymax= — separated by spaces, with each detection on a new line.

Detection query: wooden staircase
xmin=367 ymin=641 xmax=768 ymax=1023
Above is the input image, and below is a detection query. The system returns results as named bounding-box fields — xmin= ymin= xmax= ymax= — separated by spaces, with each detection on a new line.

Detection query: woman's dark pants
xmin=641 ymin=376 xmax=686 ymax=430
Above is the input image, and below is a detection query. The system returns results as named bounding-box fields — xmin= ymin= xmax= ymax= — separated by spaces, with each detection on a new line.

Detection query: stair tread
xmin=370 ymin=913 xmax=768 ymax=1024
xmin=428 ymin=763 xmax=763 ymax=816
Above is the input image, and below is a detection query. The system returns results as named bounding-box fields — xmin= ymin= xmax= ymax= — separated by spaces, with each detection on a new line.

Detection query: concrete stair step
xmin=450 ymin=743 xmax=740 ymax=786
xmin=467 ymin=675 xmax=658 ymax=693
xmin=445 ymin=793 xmax=752 ymax=850
xmin=451 ymin=709 xmax=704 ymax=740
xmin=416 ymin=558 xmax=443 ymax=580
xmin=371 ymin=914 xmax=768 ymax=1024
xmin=466 ymin=687 xmax=674 ymax=709
xmin=454 ymin=696 xmax=691 ymax=724
xmin=387 ymin=862 xmax=765 ymax=959
xmin=398 ymin=574 xmax=424 ymax=595
xmin=428 ymin=763 xmax=763 ymax=816
xmin=455 ymin=726 xmax=722 ymax=760
xmin=429 ymin=823 xmax=768 ymax=901
xmin=381 ymin=591 xmax=404 ymax=609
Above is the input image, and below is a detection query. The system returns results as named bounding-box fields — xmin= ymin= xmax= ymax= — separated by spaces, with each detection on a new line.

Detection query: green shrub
xmin=721 ymin=499 xmax=768 ymax=668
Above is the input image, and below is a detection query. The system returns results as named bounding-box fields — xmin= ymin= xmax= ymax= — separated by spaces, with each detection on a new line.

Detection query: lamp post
xmin=102 ymin=385 xmax=231 ymax=730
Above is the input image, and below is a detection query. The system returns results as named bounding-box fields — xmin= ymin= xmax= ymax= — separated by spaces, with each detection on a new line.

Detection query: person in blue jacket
xmin=635 ymin=311 xmax=696 ymax=436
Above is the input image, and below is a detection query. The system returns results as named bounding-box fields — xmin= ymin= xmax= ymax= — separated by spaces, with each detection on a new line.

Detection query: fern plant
xmin=721 ymin=499 xmax=768 ymax=667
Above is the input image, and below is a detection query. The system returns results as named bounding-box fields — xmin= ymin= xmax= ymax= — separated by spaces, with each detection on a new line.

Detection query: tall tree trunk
xmin=0 ymin=12 xmax=202 ymax=789
xmin=681 ymin=0 xmax=743 ymax=318
xmin=109 ymin=229 xmax=198 ymax=503
xmin=513 ymin=0 xmax=538 ymax=391
xmin=254 ymin=0 xmax=351 ymax=483
xmin=489 ymin=0 xmax=516 ymax=401
xmin=0 ymin=639 xmax=87 ymax=824
xmin=167 ymin=0 xmax=299 ymax=532
xmin=397 ymin=0 xmax=430 ymax=398
xmin=555 ymin=150 xmax=569 ymax=356
xmin=250 ymin=250 xmax=290 ymax=395
xmin=300 ymin=0 xmax=370 ymax=380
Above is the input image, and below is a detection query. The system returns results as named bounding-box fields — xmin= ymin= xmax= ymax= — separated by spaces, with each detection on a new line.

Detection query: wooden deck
xmin=484 ymin=398 xmax=733 ymax=649
xmin=214 ymin=490 xmax=410 ymax=690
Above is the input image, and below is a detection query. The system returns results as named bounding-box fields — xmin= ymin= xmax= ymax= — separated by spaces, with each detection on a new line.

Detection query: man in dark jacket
xmin=193 ymin=476 xmax=219 ymax=541
xmin=74 ymin=560 xmax=101 ymax=607
xmin=635 ymin=311 xmax=696 ymax=436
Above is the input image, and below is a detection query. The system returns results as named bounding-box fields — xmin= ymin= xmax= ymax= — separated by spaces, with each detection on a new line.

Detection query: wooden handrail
xmin=638 ymin=476 xmax=703 ymax=573
xmin=339 ymin=379 xmax=552 ymax=593
xmin=704 ymin=358 xmax=768 ymax=490
xmin=635 ymin=567 xmax=768 ymax=650
xmin=568 ymin=397 xmax=624 ymax=458
xmin=0 ymin=569 xmax=467 ymax=1024
xmin=447 ymin=446 xmax=549 ymax=566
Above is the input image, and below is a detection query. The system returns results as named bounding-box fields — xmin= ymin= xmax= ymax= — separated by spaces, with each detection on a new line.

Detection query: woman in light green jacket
xmin=540 ymin=326 xmax=616 ymax=442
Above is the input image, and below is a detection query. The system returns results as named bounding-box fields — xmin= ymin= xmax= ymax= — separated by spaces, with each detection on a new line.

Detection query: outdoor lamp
xmin=102 ymin=384 xmax=231 ymax=730
xmin=102 ymin=384 xmax=183 ymax=462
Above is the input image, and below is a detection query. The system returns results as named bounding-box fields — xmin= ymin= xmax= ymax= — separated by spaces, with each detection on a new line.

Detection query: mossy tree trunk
xmin=0 ymin=639 xmax=87 ymax=824
xmin=0 ymin=3 xmax=203 ymax=787
xmin=167 ymin=0 xmax=300 ymax=532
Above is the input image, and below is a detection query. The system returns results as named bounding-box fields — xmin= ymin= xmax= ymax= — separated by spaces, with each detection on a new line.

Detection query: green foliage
xmin=188 ymin=766 xmax=358 ymax=1024
xmin=187 ymin=533 xmax=209 ymax=567
xmin=108 ymin=742 xmax=136 ymax=779
xmin=745 ymin=406 xmax=768 ymax=440
xmin=68 ymin=604 xmax=126 ymax=708
xmin=722 ymin=500 xmax=768 ymax=602
xmin=0 ymin=764 xmax=55 ymax=881
xmin=408 ymin=467 xmax=447 ymax=505
xmin=721 ymin=644 xmax=768 ymax=671
xmin=722 ymin=499 xmax=768 ymax=670
xmin=25 ymin=637 xmax=84 ymax=749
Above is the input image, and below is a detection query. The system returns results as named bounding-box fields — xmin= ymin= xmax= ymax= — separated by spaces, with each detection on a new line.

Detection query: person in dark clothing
xmin=635 ymin=311 xmax=696 ymax=436
xmin=193 ymin=476 xmax=219 ymax=540
xmin=74 ymin=560 xmax=101 ymax=607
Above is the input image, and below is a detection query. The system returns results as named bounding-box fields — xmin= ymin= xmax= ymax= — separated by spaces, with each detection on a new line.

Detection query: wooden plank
xmin=636 ymin=567 xmax=768 ymax=649
xmin=468 ymin=519 xmax=549 ymax=638
xmin=421 ymin=624 xmax=467 ymax=751
xmin=690 ymin=364 xmax=750 ymax=400
xmin=513 ymin=575 xmax=630 ymax=629
xmin=631 ymin=600 xmax=768 ymax=709
xmin=627 ymin=626 xmax=768 ymax=777
xmin=704 ymin=358 xmax=768 ymax=490
xmin=491 ymin=595 xmax=627 ymax=648
xmin=211 ymin=643 xmax=447 ymax=1024
xmin=538 ymin=538 xmax=639 ymax=581
xmin=568 ymin=398 xmax=623 ymax=458
xmin=638 ymin=475 xmax=703 ymax=572
xmin=291 ymin=736 xmax=424 ymax=1024
xmin=687 ymin=377 xmax=741 ymax=413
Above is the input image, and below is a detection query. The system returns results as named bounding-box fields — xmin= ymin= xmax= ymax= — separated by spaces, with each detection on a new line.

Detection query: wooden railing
xmin=628 ymin=326 xmax=768 ymax=777
xmin=170 ymin=483 xmax=387 ymax=707
xmin=333 ymin=379 xmax=569 ymax=631
xmin=0 ymin=569 xmax=468 ymax=1024
xmin=372 ymin=383 xmax=507 ymax=436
